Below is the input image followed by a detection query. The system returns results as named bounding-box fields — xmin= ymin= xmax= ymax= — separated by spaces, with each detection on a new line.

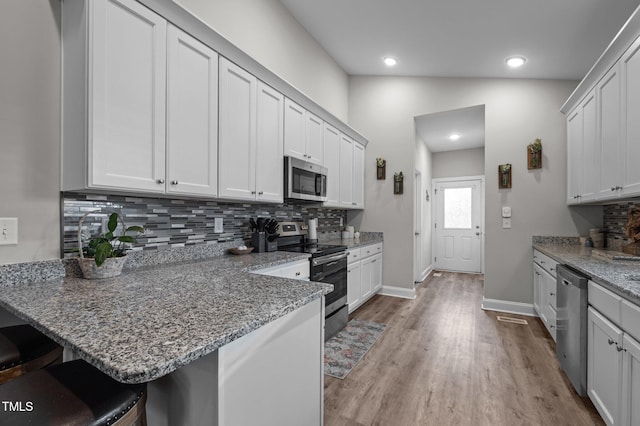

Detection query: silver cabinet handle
xmin=258 ymin=191 xmax=264 ymax=195
xmin=550 ymin=292 xmax=555 ymax=296
xmin=171 ymin=180 xmax=179 ymax=185
xmin=251 ymin=191 xmax=256 ymax=194
xmin=608 ymin=339 xmax=616 ymax=346
xmin=157 ymin=178 xmax=165 ymax=184
xmin=295 ymin=272 xmax=300 ymax=276
xmin=617 ymin=346 xmax=624 ymax=352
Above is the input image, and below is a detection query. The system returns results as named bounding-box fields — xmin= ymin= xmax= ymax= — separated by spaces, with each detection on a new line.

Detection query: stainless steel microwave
xmin=285 ymin=156 xmax=328 ymax=202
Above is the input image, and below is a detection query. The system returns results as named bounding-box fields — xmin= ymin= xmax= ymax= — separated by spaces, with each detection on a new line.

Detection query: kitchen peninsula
xmin=0 ymin=251 xmax=329 ymax=425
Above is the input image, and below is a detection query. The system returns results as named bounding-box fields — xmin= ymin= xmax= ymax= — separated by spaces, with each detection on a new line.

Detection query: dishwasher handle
xmin=556 ymin=264 xmax=589 ymax=289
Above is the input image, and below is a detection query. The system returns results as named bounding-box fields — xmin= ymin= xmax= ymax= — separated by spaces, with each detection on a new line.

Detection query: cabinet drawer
xmin=589 ymin=281 xmax=622 ymax=324
xmin=622 ymin=299 xmax=640 ymax=342
xmin=361 ymin=243 xmax=382 ymax=259
xmin=278 ymin=260 xmax=310 ymax=280
xmin=347 ymin=248 xmax=361 ymax=264
xmin=533 ymin=250 xmax=558 ymax=277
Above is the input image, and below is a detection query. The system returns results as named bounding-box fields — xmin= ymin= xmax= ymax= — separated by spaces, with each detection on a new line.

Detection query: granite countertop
xmin=0 ymin=251 xmax=329 ymax=384
xmin=321 ymin=234 xmax=384 ymax=249
xmin=533 ymin=239 xmax=640 ymax=305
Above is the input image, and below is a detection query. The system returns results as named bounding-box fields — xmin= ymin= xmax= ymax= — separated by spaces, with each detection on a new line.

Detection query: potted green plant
xmin=77 ymin=211 xmax=144 ymax=279
xmin=528 ymin=138 xmax=542 ymax=169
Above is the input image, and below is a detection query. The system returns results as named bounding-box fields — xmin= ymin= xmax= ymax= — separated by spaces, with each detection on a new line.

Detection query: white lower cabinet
xmin=252 ymin=259 xmax=309 ymax=280
xmin=347 ymin=243 xmax=383 ymax=313
xmin=588 ymin=281 xmax=640 ymax=426
xmin=533 ymin=250 xmax=558 ymax=340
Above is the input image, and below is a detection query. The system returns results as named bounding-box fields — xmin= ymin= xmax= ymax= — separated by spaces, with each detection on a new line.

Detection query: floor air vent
xmin=496 ymin=316 xmax=528 ymax=325
xmin=433 ymin=272 xmax=442 ymax=277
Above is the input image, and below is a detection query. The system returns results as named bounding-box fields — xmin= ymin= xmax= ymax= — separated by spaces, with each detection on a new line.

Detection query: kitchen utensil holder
xmin=251 ymin=232 xmax=266 ymax=253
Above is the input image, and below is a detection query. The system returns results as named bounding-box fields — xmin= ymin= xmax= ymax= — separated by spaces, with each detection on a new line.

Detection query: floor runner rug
xmin=324 ymin=319 xmax=386 ymax=379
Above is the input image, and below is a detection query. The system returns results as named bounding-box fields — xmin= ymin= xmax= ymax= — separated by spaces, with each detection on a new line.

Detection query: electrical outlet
xmin=502 ymin=218 xmax=512 ymax=229
xmin=0 ymin=218 xmax=18 ymax=245
xmin=214 ymin=218 xmax=223 ymax=233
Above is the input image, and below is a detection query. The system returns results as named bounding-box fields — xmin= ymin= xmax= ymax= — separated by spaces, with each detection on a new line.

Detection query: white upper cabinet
xmin=218 ymin=58 xmax=258 ymax=200
xmin=339 ymin=134 xmax=354 ymax=208
xmin=63 ymin=0 xmax=167 ymax=193
xmin=255 ymin=82 xmax=285 ymax=203
xmin=564 ymin=23 xmax=640 ymax=204
xmin=621 ymin=37 xmax=640 ymax=196
xmin=166 ymin=25 xmax=218 ymax=197
xmin=305 ymin=112 xmax=324 ymax=165
xmin=597 ymin=65 xmax=622 ymax=199
xmin=353 ymin=142 xmax=365 ymax=209
xmin=284 ymin=98 xmax=324 ymax=165
xmin=218 ymin=58 xmax=284 ymax=202
xmin=566 ymin=108 xmax=583 ymax=204
xmin=323 ymin=123 xmax=341 ymax=207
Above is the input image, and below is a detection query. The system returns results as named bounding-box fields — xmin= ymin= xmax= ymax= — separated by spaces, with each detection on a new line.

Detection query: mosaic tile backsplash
xmin=62 ymin=193 xmax=347 ymax=257
xmin=604 ymin=200 xmax=640 ymax=251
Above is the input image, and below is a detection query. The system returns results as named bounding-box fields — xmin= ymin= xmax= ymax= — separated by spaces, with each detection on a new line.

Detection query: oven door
xmin=286 ymin=156 xmax=328 ymax=202
xmin=311 ymin=253 xmax=347 ymax=315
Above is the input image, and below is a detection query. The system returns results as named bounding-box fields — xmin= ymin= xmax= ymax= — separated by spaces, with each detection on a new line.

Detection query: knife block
xmin=265 ymin=239 xmax=278 ymax=252
xmin=251 ymin=232 xmax=266 ymax=253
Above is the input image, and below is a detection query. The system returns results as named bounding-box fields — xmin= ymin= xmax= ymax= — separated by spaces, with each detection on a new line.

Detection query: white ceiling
xmin=279 ymin=0 xmax=640 ymax=80
xmin=415 ymin=105 xmax=485 ymax=153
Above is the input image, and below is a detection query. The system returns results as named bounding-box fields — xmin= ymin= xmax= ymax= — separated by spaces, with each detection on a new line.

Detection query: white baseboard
xmin=415 ymin=265 xmax=433 ymax=284
xmin=379 ymin=285 xmax=416 ymax=300
xmin=481 ymin=297 xmax=537 ymax=317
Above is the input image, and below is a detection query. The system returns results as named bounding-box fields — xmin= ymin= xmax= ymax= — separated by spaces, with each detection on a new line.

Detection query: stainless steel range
xmin=277 ymin=221 xmax=348 ymax=340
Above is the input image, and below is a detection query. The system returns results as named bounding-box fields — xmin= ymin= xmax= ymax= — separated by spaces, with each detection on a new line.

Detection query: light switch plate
xmin=214 ymin=218 xmax=223 ymax=233
xmin=0 ymin=218 xmax=18 ymax=245
xmin=502 ymin=218 xmax=512 ymax=229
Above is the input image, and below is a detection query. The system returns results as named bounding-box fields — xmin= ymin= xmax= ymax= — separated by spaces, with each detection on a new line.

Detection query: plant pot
xmin=79 ymin=256 xmax=126 ymax=279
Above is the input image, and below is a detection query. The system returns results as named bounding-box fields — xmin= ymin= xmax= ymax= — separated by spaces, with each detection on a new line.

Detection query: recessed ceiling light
xmin=506 ymin=56 xmax=527 ymax=68
xmin=449 ymin=133 xmax=461 ymax=141
xmin=383 ymin=57 xmax=398 ymax=67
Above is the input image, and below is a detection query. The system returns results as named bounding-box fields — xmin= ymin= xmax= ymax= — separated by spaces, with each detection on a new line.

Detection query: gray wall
xmin=176 ymin=0 xmax=349 ymax=122
xmin=432 ymin=147 xmax=485 ymax=178
xmin=349 ymin=76 xmax=602 ymax=304
xmin=0 ymin=1 xmax=61 ymax=264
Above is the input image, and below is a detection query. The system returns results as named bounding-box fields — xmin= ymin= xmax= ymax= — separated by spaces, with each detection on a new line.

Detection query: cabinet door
xmin=622 ymin=334 xmax=640 ymax=426
xmin=539 ymin=267 xmax=557 ymax=340
xmin=581 ymin=90 xmax=598 ymax=202
xmin=284 ymin=98 xmax=306 ymax=161
xmin=371 ymin=253 xmax=383 ymax=292
xmin=218 ymin=58 xmax=257 ymax=200
xmin=598 ymin=65 xmax=622 ymax=200
xmin=536 ymin=264 xmax=550 ymax=326
xmin=566 ymin=108 xmax=583 ymax=204
xmin=347 ymin=262 xmax=362 ymax=313
xmin=588 ymin=307 xmax=624 ymax=426
xmin=361 ymin=257 xmax=374 ymax=300
xmin=305 ymin=112 xmax=324 ymax=165
xmin=166 ymin=25 xmax=218 ymax=197
xmin=323 ymin=123 xmax=341 ymax=207
xmin=339 ymin=134 xmax=354 ymax=208
xmin=90 ymin=0 xmax=167 ymax=192
xmin=533 ymin=263 xmax=543 ymax=315
xmin=621 ymin=38 xmax=640 ymax=196
xmin=352 ymin=142 xmax=365 ymax=209
xmin=255 ymin=82 xmax=284 ymax=203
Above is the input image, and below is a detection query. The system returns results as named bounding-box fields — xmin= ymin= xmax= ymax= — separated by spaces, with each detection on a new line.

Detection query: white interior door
xmin=414 ymin=170 xmax=423 ymax=282
xmin=433 ymin=177 xmax=483 ymax=273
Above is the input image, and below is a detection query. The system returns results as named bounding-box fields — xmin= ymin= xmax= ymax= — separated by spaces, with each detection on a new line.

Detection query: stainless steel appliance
xmin=277 ymin=221 xmax=348 ymax=340
xmin=556 ymin=264 xmax=590 ymax=396
xmin=284 ymin=156 xmax=327 ymax=202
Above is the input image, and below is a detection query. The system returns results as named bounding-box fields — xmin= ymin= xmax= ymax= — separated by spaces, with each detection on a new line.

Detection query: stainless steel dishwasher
xmin=555 ymin=264 xmax=589 ymax=396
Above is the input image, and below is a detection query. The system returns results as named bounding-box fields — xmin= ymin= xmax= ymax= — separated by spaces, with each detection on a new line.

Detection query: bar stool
xmin=0 ymin=359 xmax=147 ymax=425
xmin=0 ymin=324 xmax=63 ymax=384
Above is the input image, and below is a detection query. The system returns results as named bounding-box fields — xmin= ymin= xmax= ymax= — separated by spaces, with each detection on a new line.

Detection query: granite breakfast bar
xmin=0 ymin=251 xmax=330 ymax=425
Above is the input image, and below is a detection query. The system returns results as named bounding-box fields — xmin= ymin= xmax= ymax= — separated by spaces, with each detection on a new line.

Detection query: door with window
xmin=433 ymin=178 xmax=483 ymax=273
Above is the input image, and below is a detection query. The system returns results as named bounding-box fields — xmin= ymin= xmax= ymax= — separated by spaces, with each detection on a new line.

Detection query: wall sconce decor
xmin=394 ymin=171 xmax=404 ymax=194
xmin=376 ymin=157 xmax=386 ymax=180
xmin=527 ymin=138 xmax=542 ymax=169
xmin=499 ymin=164 xmax=512 ymax=188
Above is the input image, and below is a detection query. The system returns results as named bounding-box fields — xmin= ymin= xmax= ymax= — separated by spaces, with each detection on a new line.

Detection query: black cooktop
xmin=278 ymin=243 xmax=347 ymax=257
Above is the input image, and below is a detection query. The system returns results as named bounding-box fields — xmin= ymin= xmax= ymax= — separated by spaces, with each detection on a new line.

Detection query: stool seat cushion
xmin=0 ymin=359 xmax=146 ymax=426
xmin=0 ymin=325 xmax=60 ymax=370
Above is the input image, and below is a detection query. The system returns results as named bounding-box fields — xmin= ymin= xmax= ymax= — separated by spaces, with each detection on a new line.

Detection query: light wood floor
xmin=324 ymin=272 xmax=604 ymax=426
